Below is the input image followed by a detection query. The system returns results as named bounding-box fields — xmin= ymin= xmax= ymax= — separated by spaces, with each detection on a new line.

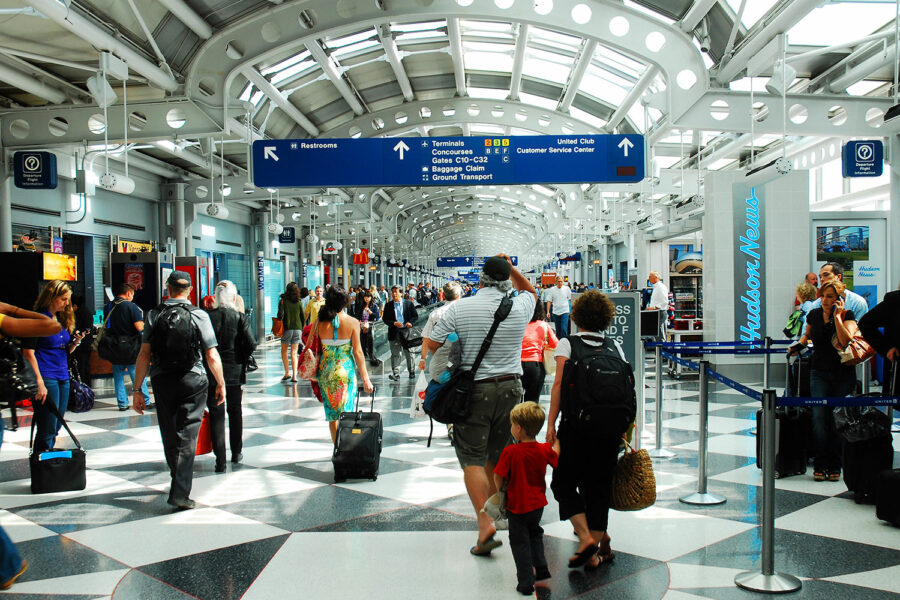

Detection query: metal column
xmin=680 ymin=360 xmax=726 ymax=505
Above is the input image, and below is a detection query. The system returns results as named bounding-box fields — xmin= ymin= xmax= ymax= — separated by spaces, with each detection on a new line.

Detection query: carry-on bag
xmin=332 ymin=387 xmax=381 ymax=482
xmin=876 ymin=469 xmax=900 ymax=526
xmin=29 ymin=400 xmax=87 ymax=494
xmin=756 ymin=355 xmax=811 ymax=478
xmin=844 ymin=365 xmax=897 ymax=503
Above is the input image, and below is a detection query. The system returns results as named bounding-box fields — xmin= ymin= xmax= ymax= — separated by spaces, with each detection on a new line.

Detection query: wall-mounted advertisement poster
xmin=812 ymin=219 xmax=884 ymax=309
xmin=668 ymin=244 xmax=702 ymax=275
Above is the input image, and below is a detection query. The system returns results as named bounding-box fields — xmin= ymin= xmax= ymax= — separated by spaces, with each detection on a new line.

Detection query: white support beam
xmin=605 ymin=66 xmax=659 ymax=133
xmin=716 ymin=0 xmax=820 ymax=84
xmin=827 ymin=43 xmax=897 ymax=93
xmin=24 ymin=0 xmax=179 ymax=92
xmin=559 ymin=39 xmax=598 ymax=112
xmin=157 ymin=0 xmax=212 ymax=40
xmin=508 ymin=23 xmax=529 ymax=102
xmin=0 ymin=61 xmax=67 ymax=103
xmin=679 ymin=0 xmax=720 ymax=33
xmin=305 ymin=41 xmax=365 ymax=115
xmin=699 ymin=133 xmax=750 ymax=168
xmin=447 ymin=18 xmax=467 ymax=97
xmin=377 ymin=24 xmax=414 ymax=102
xmin=241 ymin=67 xmax=319 ymax=136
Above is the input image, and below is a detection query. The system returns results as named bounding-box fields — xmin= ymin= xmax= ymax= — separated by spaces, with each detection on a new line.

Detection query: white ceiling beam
xmin=508 ymin=23 xmax=529 ymax=102
xmin=604 ymin=65 xmax=659 ymax=133
xmin=24 ymin=0 xmax=179 ymax=92
xmin=679 ymin=0 xmax=720 ymax=33
xmin=558 ymin=39 xmax=597 ymax=112
xmin=447 ymin=18 xmax=467 ymax=97
xmin=157 ymin=0 xmax=212 ymax=40
xmin=305 ymin=41 xmax=365 ymax=115
xmin=699 ymin=133 xmax=750 ymax=168
xmin=0 ymin=61 xmax=67 ymax=103
xmin=377 ymin=24 xmax=414 ymax=102
xmin=827 ymin=43 xmax=896 ymax=93
xmin=241 ymin=67 xmax=320 ymax=136
xmin=716 ymin=0 xmax=820 ymax=84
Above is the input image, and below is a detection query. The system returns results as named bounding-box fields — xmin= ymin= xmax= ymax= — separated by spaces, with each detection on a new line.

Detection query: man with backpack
xmin=132 ymin=271 xmax=226 ymax=510
xmin=102 ymin=283 xmax=151 ymax=411
xmin=424 ymin=254 xmax=536 ymax=556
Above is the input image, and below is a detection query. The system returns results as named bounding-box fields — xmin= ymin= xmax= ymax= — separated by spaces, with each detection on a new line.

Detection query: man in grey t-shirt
xmin=424 ymin=255 xmax=536 ymax=555
xmin=133 ymin=271 xmax=225 ymax=510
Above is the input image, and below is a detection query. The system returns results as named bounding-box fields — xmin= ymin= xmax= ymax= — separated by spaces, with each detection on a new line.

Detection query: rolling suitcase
xmin=755 ymin=355 xmax=811 ymax=478
xmin=876 ymin=469 xmax=900 ymax=526
xmin=332 ymin=387 xmax=381 ymax=482
xmin=843 ymin=366 xmax=897 ymax=504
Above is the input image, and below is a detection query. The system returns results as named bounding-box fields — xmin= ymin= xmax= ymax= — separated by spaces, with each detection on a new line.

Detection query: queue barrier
xmin=645 ymin=337 xmax=899 ymax=594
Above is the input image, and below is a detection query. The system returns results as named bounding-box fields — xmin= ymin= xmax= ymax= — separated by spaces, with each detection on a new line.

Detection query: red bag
xmin=271 ymin=317 xmax=284 ymax=338
xmin=196 ymin=411 xmax=212 ymax=455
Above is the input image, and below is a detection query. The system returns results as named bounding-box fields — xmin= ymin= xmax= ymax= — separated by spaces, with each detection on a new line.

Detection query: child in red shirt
xmin=494 ymin=401 xmax=559 ymax=595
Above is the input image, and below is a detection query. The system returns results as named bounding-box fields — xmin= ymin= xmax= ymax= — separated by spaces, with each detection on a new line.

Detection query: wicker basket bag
xmin=610 ymin=439 xmax=656 ymax=511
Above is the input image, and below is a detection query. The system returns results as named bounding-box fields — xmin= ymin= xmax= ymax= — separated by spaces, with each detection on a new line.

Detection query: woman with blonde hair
xmin=22 ymin=280 xmax=85 ymax=452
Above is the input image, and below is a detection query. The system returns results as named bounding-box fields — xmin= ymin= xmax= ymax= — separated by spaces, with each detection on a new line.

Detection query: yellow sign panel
xmin=43 ymin=253 xmax=77 ymax=281
xmin=117 ymin=240 xmax=153 ymax=252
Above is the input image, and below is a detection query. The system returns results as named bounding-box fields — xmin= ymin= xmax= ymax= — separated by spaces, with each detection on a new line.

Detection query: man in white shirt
xmin=544 ymin=276 xmax=572 ymax=339
xmin=647 ymin=271 xmax=669 ymax=340
xmin=803 ymin=262 xmax=869 ymax=325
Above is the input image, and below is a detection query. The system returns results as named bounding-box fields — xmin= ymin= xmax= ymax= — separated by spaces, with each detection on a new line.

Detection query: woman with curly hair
xmin=314 ymin=286 xmax=374 ymax=443
xmin=546 ymin=290 xmax=628 ymax=571
xmin=22 ymin=280 xmax=86 ymax=452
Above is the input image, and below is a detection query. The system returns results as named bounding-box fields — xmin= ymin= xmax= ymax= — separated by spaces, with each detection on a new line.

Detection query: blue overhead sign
xmin=252 ymin=135 xmax=644 ymax=188
xmin=14 ymin=151 xmax=57 ymax=190
xmin=437 ymin=256 xmax=519 ymax=268
xmin=842 ymin=140 xmax=883 ymax=177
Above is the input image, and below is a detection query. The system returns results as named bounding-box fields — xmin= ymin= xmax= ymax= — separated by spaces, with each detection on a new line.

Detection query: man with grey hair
xmin=424 ymin=255 xmax=536 ymax=556
xmin=418 ymin=281 xmax=463 ymax=373
xmin=544 ymin=275 xmax=572 ymax=339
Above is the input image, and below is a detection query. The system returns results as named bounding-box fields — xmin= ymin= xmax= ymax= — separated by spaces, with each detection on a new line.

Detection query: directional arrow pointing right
xmin=393 ymin=140 xmax=410 ymax=160
xmin=264 ymin=146 xmax=279 ymax=161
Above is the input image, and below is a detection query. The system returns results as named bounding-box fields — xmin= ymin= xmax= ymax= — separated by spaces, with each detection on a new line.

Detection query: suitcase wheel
xmin=371 ymin=475 xmax=377 ymax=481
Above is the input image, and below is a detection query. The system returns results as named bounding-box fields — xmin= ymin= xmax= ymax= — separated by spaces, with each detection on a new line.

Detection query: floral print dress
xmin=317 ymin=315 xmax=358 ymax=421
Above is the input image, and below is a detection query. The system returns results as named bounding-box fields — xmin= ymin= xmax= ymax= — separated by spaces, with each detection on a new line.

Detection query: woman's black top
xmin=806 ymin=307 xmax=856 ymax=373
xmin=206 ymin=307 xmax=256 ymax=385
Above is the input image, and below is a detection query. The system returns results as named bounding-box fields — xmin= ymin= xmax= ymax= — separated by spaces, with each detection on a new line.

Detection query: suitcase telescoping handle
xmin=350 ymin=385 xmax=377 ymax=426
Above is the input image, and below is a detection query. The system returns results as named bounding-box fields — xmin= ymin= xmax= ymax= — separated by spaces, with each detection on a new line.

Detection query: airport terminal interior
xmin=1 ymin=0 xmax=900 ymax=598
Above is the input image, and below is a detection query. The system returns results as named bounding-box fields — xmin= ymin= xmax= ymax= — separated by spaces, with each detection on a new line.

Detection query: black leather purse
xmin=29 ymin=399 xmax=87 ymax=494
xmin=0 ymin=336 xmax=38 ymax=409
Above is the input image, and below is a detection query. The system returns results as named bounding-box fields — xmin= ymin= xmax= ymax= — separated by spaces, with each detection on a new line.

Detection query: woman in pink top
xmin=520 ymin=301 xmax=558 ymax=404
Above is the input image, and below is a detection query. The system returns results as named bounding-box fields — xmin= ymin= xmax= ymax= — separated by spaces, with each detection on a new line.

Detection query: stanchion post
xmin=649 ymin=344 xmax=675 ymax=459
xmin=734 ymin=389 xmax=802 ymax=593
xmin=762 ymin=336 xmax=772 ymax=390
xmin=680 ymin=360 xmax=726 ymax=506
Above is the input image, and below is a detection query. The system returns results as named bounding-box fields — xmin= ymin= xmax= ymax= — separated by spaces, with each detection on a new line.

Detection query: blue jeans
xmin=0 ymin=424 xmax=24 ymax=582
xmin=33 ymin=378 xmax=70 ymax=452
xmin=552 ymin=313 xmax=570 ymax=339
xmin=810 ymin=368 xmax=856 ymax=472
xmin=112 ymin=364 xmax=149 ymax=408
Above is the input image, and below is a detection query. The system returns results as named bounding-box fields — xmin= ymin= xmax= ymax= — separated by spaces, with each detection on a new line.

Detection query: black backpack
xmin=560 ymin=335 xmax=637 ymax=437
xmin=149 ymin=303 xmax=202 ymax=373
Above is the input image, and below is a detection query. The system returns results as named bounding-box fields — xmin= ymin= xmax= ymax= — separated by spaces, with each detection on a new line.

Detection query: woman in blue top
xmin=22 ymin=280 xmax=85 ymax=453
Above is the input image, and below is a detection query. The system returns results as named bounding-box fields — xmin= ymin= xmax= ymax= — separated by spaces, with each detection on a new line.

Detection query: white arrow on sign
xmin=617 ymin=138 xmax=634 ymax=157
xmin=393 ymin=140 xmax=410 ymax=160
xmin=263 ymin=146 xmax=279 ymax=161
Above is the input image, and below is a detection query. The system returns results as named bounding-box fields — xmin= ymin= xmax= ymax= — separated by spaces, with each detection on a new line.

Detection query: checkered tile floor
xmin=1 ymin=345 xmax=898 ymax=599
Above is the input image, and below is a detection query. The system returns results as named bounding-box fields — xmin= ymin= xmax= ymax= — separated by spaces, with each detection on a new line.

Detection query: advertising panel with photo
xmin=811 ymin=218 xmax=885 ymax=309
xmin=815 ymin=225 xmax=869 ymax=289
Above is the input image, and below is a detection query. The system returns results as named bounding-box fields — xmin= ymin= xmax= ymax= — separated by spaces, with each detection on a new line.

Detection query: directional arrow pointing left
xmin=393 ymin=140 xmax=410 ymax=160
xmin=617 ymin=138 xmax=634 ymax=157
xmin=264 ymin=146 xmax=279 ymax=161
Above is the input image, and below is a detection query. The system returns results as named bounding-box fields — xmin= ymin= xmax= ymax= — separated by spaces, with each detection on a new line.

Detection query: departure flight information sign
xmin=252 ymin=135 xmax=644 ymax=188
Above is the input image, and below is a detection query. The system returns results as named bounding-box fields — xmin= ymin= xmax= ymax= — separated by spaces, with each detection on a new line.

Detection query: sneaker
xmin=827 ymin=471 xmax=841 ymax=482
xmin=388 ymin=374 xmax=399 ymax=381
xmin=118 ymin=406 xmax=130 ymax=412
xmin=0 ymin=561 xmax=27 ymax=590
xmin=144 ymin=400 xmax=154 ymax=409
xmin=167 ymin=496 xmax=196 ymax=511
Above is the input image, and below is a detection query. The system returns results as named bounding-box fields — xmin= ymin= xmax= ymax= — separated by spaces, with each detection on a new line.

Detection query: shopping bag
xmin=410 ymin=370 xmax=428 ymax=418
xmin=196 ymin=411 xmax=212 ymax=455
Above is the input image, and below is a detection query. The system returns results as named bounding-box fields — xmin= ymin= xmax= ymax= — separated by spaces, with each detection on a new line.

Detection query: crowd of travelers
xmin=1 ymin=257 xmax=897 ymax=594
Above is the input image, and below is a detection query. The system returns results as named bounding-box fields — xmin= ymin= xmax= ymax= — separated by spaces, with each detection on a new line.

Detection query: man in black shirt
xmin=105 ymin=283 xmax=151 ymax=411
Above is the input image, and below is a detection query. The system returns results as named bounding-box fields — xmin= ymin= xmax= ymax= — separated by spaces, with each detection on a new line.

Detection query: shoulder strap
xmin=103 ymin=299 xmax=124 ymax=328
xmin=29 ymin=397 xmax=84 ymax=453
xmin=470 ymin=294 xmax=514 ymax=374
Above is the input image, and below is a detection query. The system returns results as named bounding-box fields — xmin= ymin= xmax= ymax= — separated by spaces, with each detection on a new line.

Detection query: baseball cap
xmin=167 ymin=270 xmax=192 ymax=288
xmin=482 ymin=256 xmax=511 ymax=281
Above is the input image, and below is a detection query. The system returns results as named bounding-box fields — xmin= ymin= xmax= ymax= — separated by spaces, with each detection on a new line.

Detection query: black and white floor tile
xmin=0 ymin=345 xmax=898 ymax=599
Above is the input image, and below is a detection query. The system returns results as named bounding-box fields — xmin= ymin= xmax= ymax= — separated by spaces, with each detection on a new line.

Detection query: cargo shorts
xmin=453 ymin=377 xmax=523 ymax=468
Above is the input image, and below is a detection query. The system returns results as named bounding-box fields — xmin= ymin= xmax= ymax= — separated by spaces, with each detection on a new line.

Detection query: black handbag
xmin=834 ymin=367 xmax=896 ymax=443
xmin=0 ymin=336 xmax=38 ymax=408
xmin=426 ymin=295 xmax=513 ymax=427
xmin=398 ymin=326 xmax=424 ymax=349
xmin=67 ymin=358 xmax=95 ymax=413
xmin=29 ymin=399 xmax=87 ymax=494
xmin=98 ymin=333 xmax=141 ymax=365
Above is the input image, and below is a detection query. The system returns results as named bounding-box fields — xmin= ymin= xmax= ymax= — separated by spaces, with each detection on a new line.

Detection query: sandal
xmin=828 ymin=471 xmax=841 ymax=482
xmin=813 ymin=471 xmax=826 ymax=481
xmin=281 ymin=375 xmax=291 ymax=381
xmin=567 ymin=544 xmax=599 ymax=568
xmin=470 ymin=535 xmax=502 ymax=556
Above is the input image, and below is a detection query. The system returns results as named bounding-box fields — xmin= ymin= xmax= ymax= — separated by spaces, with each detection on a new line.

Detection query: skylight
xmin=725 ymin=0 xmax=780 ymax=29
xmin=523 ymin=47 xmax=574 ymax=85
xmin=787 ymin=3 xmax=896 ymax=47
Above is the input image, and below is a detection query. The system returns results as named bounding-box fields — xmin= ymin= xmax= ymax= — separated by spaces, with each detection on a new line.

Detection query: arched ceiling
xmin=0 ymin=0 xmax=897 ymax=270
